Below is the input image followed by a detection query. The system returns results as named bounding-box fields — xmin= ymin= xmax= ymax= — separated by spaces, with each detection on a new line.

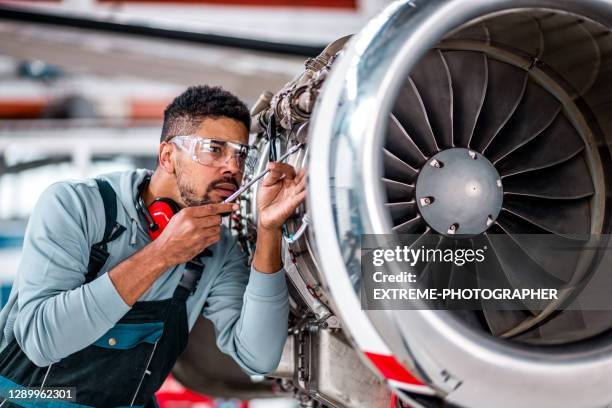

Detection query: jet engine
xmin=177 ymin=1 xmax=612 ymax=407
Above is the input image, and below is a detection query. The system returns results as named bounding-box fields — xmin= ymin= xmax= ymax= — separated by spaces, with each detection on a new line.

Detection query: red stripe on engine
xmin=365 ymin=352 xmax=424 ymax=385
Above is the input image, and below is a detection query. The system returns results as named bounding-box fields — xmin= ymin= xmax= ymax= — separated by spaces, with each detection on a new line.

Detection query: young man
xmin=0 ymin=85 xmax=305 ymax=407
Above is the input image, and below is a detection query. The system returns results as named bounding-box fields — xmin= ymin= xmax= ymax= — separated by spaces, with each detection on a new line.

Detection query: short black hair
xmin=160 ymin=85 xmax=251 ymax=142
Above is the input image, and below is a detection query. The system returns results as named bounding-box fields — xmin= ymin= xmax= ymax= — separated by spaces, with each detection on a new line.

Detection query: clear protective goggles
xmin=170 ymin=135 xmax=251 ymax=172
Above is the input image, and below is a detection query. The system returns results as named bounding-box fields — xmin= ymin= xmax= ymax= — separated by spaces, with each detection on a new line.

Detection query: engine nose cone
xmin=415 ymin=148 xmax=503 ymax=236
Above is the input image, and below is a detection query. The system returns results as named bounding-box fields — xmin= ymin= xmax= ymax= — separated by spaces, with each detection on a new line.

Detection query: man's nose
xmin=220 ymin=155 xmax=242 ymax=176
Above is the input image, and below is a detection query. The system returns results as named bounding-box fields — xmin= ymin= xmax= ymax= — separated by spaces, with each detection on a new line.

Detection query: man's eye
xmin=204 ymin=145 xmax=223 ymax=154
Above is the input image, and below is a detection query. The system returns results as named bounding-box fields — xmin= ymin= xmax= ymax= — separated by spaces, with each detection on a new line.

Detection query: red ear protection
xmin=146 ymin=198 xmax=180 ymax=240
xmin=136 ymin=176 xmax=182 ymax=240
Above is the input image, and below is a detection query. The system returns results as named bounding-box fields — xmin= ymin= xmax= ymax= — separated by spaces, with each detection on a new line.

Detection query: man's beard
xmin=175 ymin=161 xmax=239 ymax=207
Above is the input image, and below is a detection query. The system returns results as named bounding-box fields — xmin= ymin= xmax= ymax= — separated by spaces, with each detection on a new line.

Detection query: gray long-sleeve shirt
xmin=0 ymin=168 xmax=289 ymax=375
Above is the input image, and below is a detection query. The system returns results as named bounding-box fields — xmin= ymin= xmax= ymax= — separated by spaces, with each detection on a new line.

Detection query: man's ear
xmin=158 ymin=142 xmax=176 ymax=174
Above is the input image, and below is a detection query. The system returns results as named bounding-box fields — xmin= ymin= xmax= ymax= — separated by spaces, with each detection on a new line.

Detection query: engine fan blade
xmin=495 ymin=113 xmax=585 ymax=176
xmin=538 ymin=12 xmax=602 ymax=96
xmin=496 ymin=211 xmax=580 ymax=283
xmin=410 ymin=49 xmax=454 ymax=149
xmin=448 ymin=22 xmax=489 ymax=43
xmin=383 ymin=148 xmax=419 ymax=184
xmin=384 ymin=178 xmax=415 ymax=202
xmin=386 ymin=113 xmax=428 ymax=168
xmin=502 ymin=195 xmax=591 ymax=236
xmin=486 ymin=230 xmax=563 ymax=314
xmin=473 ymin=233 xmax=532 ymax=336
xmin=443 ymin=50 xmax=488 ymax=148
xmin=403 ymin=228 xmax=442 ymax=282
xmin=385 ymin=201 xmax=418 ymax=226
xmin=515 ymin=310 xmax=612 ymax=345
xmin=393 ymin=215 xmax=426 ymax=234
xmin=447 ymin=239 xmax=482 ymax=311
xmin=381 ymin=227 xmax=435 ymax=260
xmin=484 ymin=13 xmax=544 ymax=58
xmin=469 ymin=57 xmax=528 ymax=152
xmin=481 ymin=307 xmax=533 ymax=338
xmin=484 ymin=81 xmax=561 ymax=162
xmin=419 ymin=236 xmax=455 ymax=307
xmin=414 ymin=231 xmax=444 ymax=284
xmin=503 ymin=153 xmax=595 ymax=200
xmin=447 ymin=239 xmax=471 ymax=289
xmin=393 ymin=77 xmax=439 ymax=156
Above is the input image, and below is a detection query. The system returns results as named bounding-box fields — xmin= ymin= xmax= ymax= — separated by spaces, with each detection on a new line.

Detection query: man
xmin=0 ymin=85 xmax=305 ymax=407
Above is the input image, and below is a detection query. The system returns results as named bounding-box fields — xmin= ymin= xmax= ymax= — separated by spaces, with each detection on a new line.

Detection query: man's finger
xmin=201 ymin=232 xmax=221 ymax=248
xmin=290 ymin=190 xmax=307 ymax=207
xmin=294 ymin=180 xmax=306 ymax=194
xmin=194 ymin=215 xmax=222 ymax=228
xmin=261 ymin=168 xmax=289 ymax=187
xmin=289 ymin=174 xmax=306 ymax=194
xmin=296 ymin=172 xmax=306 ymax=187
xmin=296 ymin=167 xmax=307 ymax=183
xmin=268 ymin=162 xmax=296 ymax=179
xmin=200 ymin=224 xmax=221 ymax=238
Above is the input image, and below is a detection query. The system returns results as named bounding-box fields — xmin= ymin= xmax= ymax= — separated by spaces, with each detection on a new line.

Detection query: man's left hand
xmin=256 ymin=162 xmax=306 ymax=231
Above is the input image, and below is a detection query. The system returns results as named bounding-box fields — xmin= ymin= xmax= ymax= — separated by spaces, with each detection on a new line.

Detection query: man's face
xmin=172 ymin=117 xmax=249 ymax=207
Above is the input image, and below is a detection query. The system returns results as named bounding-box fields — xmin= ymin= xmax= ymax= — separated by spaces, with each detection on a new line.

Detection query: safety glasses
xmin=170 ymin=135 xmax=251 ymax=172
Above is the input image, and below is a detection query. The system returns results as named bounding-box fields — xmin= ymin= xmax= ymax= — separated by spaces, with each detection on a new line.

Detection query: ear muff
xmin=146 ymin=197 xmax=180 ymax=240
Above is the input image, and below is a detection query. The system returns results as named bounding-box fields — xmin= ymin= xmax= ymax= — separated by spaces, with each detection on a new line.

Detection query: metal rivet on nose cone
xmin=420 ymin=196 xmax=434 ymax=206
xmin=430 ymin=159 xmax=443 ymax=168
xmin=108 ymin=338 xmax=117 ymax=346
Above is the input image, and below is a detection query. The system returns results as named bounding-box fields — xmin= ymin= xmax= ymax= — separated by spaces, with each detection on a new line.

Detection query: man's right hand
xmin=153 ymin=202 xmax=238 ymax=266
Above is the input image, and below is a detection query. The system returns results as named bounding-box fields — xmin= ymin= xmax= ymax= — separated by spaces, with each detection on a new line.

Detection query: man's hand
xmin=109 ymin=202 xmax=237 ymax=306
xmin=154 ymin=202 xmax=238 ymax=266
xmin=252 ymin=162 xmax=306 ymax=274
xmin=256 ymin=162 xmax=306 ymax=231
